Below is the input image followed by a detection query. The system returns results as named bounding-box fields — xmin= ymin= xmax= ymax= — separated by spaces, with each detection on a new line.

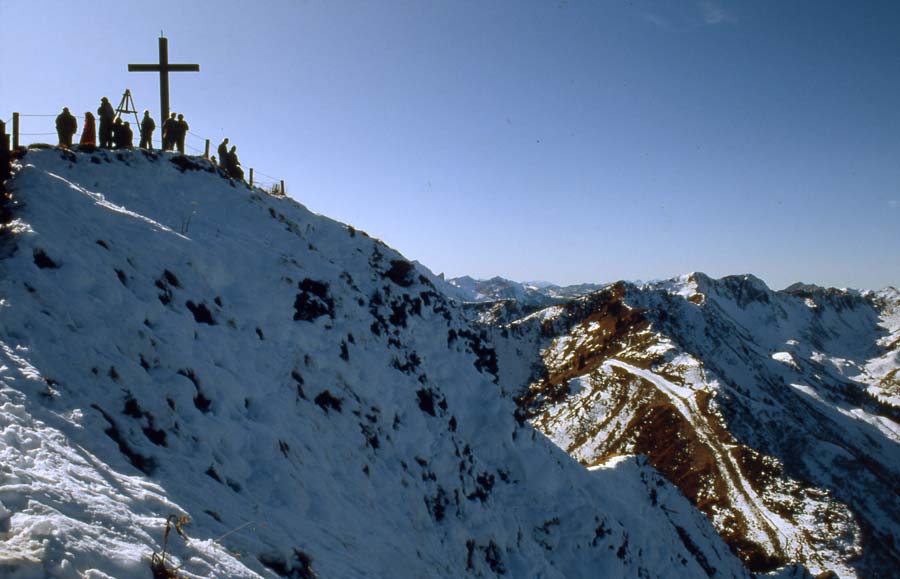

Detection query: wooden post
xmin=12 ymin=113 xmax=19 ymax=149
xmin=1 ymin=120 xmax=10 ymax=223
xmin=158 ymin=37 xmax=169 ymax=123
xmin=249 ymin=168 xmax=254 ymax=187
xmin=280 ymin=180 xmax=285 ymax=196
xmin=204 ymin=139 xmax=210 ymax=158
xmin=0 ymin=119 xmax=10 ymax=186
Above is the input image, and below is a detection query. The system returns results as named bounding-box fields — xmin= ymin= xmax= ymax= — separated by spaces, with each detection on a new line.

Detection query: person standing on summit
xmin=112 ymin=118 xmax=123 ymax=148
xmin=174 ymin=114 xmax=189 ymax=153
xmin=162 ymin=113 xmax=177 ymax=150
xmin=139 ymin=110 xmax=155 ymax=149
xmin=113 ymin=120 xmax=134 ymax=149
xmin=217 ymin=138 xmax=229 ymax=168
xmin=79 ymin=111 xmax=96 ymax=146
xmin=97 ymin=97 xmax=115 ymax=148
xmin=55 ymin=107 xmax=77 ymax=148
xmin=226 ymin=145 xmax=244 ymax=180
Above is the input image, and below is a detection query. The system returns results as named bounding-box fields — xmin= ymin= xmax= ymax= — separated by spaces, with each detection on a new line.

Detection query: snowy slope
xmin=494 ymin=274 xmax=900 ymax=578
xmin=0 ymin=148 xmax=753 ymax=579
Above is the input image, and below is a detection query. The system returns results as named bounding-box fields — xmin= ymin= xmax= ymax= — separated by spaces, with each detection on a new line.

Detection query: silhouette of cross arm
xmin=127 ymin=64 xmax=200 ymax=72
xmin=128 ymin=37 xmax=200 ymax=125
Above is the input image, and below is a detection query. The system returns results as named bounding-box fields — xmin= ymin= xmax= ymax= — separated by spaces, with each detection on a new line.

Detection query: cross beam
xmin=128 ymin=37 xmax=199 ymax=123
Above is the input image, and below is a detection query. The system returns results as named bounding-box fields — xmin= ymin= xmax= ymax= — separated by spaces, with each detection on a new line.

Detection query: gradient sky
xmin=2 ymin=0 xmax=898 ymax=290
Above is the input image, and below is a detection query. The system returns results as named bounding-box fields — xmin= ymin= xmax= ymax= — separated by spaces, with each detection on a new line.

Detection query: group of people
xmin=96 ymin=97 xmax=138 ymax=149
xmin=161 ymin=112 xmax=189 ymax=152
xmin=54 ymin=105 xmax=116 ymax=148
xmin=53 ymin=98 xmax=245 ymax=182
xmin=216 ymin=138 xmax=244 ymax=180
xmin=55 ymin=98 xmax=191 ymax=153
xmin=56 ymin=98 xmax=138 ymax=149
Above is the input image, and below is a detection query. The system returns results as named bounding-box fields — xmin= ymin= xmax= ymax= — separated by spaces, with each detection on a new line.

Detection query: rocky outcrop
xmin=500 ymin=274 xmax=899 ymax=578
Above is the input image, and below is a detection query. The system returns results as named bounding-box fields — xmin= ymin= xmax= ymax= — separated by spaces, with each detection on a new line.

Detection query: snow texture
xmin=0 ymin=149 xmax=751 ymax=578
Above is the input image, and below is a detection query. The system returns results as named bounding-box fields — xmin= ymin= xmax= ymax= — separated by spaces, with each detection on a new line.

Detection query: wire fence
xmin=4 ymin=111 xmax=287 ymax=196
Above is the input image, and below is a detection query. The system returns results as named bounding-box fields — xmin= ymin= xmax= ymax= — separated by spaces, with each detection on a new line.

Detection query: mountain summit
xmin=0 ymin=148 xmax=755 ymax=578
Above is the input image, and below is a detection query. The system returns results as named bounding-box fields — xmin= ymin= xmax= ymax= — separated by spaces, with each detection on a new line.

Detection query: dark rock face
xmin=294 ymin=278 xmax=335 ymax=321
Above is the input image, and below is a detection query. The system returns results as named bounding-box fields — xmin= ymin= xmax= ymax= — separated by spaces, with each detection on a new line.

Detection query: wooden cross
xmin=128 ymin=37 xmax=200 ymax=123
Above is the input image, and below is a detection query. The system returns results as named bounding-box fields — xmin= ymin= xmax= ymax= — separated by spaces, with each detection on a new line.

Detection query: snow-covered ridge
xmin=492 ymin=271 xmax=900 ymax=577
xmin=0 ymin=148 xmax=752 ymax=578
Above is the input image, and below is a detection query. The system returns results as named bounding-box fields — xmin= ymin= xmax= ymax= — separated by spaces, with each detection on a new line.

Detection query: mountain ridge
xmin=487 ymin=272 xmax=900 ymax=577
xmin=0 ymin=148 xmax=756 ymax=579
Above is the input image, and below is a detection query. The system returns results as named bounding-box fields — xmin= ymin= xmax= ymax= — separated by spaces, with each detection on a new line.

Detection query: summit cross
xmin=128 ymin=37 xmax=200 ymax=123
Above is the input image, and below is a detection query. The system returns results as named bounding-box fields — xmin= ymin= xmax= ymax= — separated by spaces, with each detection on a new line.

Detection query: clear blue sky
xmin=2 ymin=0 xmax=898 ymax=290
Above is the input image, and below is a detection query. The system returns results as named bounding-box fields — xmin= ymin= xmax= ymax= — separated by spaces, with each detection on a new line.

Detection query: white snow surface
xmin=0 ymin=149 xmax=751 ymax=578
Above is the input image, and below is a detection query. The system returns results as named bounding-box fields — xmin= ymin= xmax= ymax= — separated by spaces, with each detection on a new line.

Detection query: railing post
xmin=12 ymin=113 xmax=19 ymax=149
xmin=249 ymin=168 xmax=253 ymax=187
xmin=204 ymin=139 xmax=210 ymax=159
xmin=280 ymin=180 xmax=285 ymax=196
xmin=0 ymin=119 xmax=10 ymax=186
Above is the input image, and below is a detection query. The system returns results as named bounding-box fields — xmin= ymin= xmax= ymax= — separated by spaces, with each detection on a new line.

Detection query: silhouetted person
xmin=55 ymin=107 xmax=77 ymax=148
xmin=80 ymin=112 xmax=96 ymax=146
xmin=112 ymin=118 xmax=122 ymax=148
xmin=162 ymin=113 xmax=177 ymax=150
xmin=119 ymin=121 xmax=134 ymax=149
xmin=226 ymin=145 xmax=243 ymax=180
xmin=217 ymin=138 xmax=229 ymax=168
xmin=97 ymin=97 xmax=115 ymax=148
xmin=174 ymin=114 xmax=189 ymax=153
xmin=111 ymin=118 xmax=133 ymax=149
xmin=139 ymin=110 xmax=155 ymax=149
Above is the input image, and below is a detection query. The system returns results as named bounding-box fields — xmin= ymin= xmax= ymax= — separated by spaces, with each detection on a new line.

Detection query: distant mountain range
xmin=413 ymin=265 xmax=606 ymax=307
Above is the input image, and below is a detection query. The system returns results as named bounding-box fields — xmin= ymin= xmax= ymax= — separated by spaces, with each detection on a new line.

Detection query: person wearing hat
xmin=55 ymin=107 xmax=78 ymax=148
xmin=97 ymin=97 xmax=116 ymax=148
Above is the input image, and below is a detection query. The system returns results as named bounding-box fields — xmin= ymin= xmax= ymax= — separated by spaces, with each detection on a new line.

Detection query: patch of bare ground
xmin=876 ymin=368 xmax=899 ymax=400
xmin=631 ymin=391 xmax=790 ymax=572
xmin=559 ymin=369 xmax=792 ymax=572
xmin=517 ymin=284 xmax=653 ymax=418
